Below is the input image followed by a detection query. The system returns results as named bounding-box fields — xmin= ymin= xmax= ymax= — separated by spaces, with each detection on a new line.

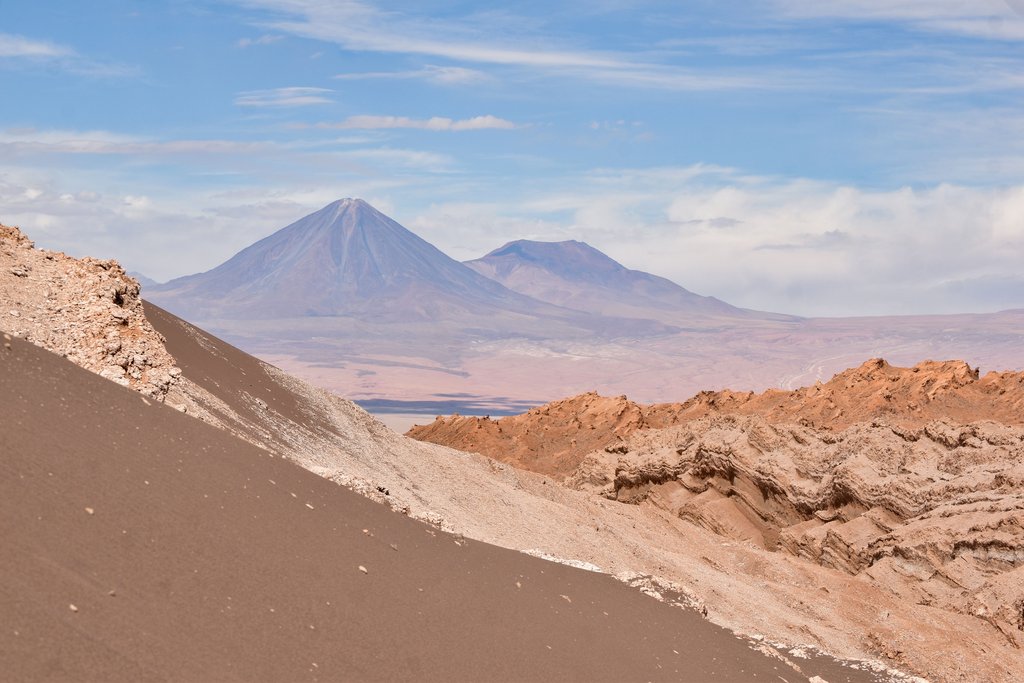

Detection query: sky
xmin=1 ymin=0 xmax=1022 ymax=317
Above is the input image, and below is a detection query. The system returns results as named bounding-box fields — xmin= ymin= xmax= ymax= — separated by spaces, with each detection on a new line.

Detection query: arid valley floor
xmin=3 ymin=220 xmax=1024 ymax=682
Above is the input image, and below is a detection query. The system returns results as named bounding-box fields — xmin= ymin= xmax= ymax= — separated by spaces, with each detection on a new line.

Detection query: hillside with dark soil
xmin=2 ymin=334 xmax=816 ymax=682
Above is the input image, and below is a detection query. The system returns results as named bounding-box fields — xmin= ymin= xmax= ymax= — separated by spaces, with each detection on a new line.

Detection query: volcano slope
xmin=2 ymin=224 xmax=1016 ymax=681
xmin=2 ymin=335 xmax=816 ymax=682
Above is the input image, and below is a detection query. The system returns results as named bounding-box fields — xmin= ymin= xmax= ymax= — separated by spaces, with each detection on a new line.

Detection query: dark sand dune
xmin=0 ymin=334 xmax=836 ymax=682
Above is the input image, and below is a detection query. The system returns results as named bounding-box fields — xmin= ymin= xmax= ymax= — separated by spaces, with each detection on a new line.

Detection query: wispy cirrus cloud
xmin=775 ymin=0 xmax=1024 ymax=40
xmin=0 ymin=127 xmax=454 ymax=180
xmin=0 ymin=32 xmax=137 ymax=77
xmin=334 ymin=64 xmax=490 ymax=85
xmin=232 ymin=0 xmax=791 ymax=90
xmin=234 ymin=86 xmax=333 ymax=107
xmin=236 ymin=34 xmax=284 ymax=48
xmin=0 ymin=32 xmax=72 ymax=58
xmin=0 ymin=128 xmax=273 ymax=156
xmin=314 ymin=115 xmax=518 ymax=131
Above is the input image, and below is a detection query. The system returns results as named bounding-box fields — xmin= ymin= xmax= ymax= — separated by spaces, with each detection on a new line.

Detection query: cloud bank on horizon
xmin=0 ymin=0 xmax=1022 ymax=317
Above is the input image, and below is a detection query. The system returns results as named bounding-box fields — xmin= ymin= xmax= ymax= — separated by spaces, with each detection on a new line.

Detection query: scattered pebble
xmin=84 ymin=507 xmax=94 ymax=515
xmin=305 ymin=503 xmax=314 ymax=510
xmin=358 ymin=565 xmax=368 ymax=574
xmin=389 ymin=543 xmax=399 ymax=551
xmin=69 ymin=604 xmax=78 ymax=613
xmin=108 ymin=590 xmax=116 ymax=597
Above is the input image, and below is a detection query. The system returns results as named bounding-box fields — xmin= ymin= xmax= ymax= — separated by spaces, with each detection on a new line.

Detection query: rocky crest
xmin=409 ymin=358 xmax=1024 ymax=478
xmin=1 ymin=224 xmax=180 ymax=399
xmin=408 ymin=392 xmax=653 ymax=477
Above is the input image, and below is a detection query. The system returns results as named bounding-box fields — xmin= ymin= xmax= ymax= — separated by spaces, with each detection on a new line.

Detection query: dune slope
xmin=1 ymin=334 xmax=809 ymax=682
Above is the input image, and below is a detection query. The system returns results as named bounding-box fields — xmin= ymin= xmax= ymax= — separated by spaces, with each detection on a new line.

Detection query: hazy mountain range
xmin=149 ymin=199 xmax=678 ymax=337
xmin=145 ymin=199 xmax=1024 ymax=413
xmin=464 ymin=239 xmax=794 ymax=324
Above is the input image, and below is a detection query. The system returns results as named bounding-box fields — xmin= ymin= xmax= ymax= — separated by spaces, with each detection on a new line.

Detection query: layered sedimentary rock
xmin=566 ymin=414 xmax=1024 ymax=644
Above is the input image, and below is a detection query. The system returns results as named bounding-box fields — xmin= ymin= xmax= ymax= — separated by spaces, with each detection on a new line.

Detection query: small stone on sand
xmin=358 ymin=565 xmax=368 ymax=574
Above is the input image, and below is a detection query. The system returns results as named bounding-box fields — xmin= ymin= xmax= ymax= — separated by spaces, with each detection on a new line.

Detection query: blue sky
xmin=1 ymin=0 xmax=1023 ymax=316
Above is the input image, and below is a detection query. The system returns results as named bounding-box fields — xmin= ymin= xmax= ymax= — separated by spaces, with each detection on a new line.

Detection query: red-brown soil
xmin=0 ymin=334 xmax=819 ymax=682
xmin=408 ymin=358 xmax=1024 ymax=478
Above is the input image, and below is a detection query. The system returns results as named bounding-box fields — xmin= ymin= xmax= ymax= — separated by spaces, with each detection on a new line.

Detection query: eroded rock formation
xmin=566 ymin=414 xmax=1024 ymax=646
xmin=409 ymin=358 xmax=1024 ymax=478
xmin=1 ymin=224 xmax=179 ymax=399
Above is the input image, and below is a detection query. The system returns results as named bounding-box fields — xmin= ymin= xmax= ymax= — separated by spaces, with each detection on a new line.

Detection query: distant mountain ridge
xmin=465 ymin=239 xmax=791 ymax=323
xmin=145 ymin=199 xmax=678 ymax=339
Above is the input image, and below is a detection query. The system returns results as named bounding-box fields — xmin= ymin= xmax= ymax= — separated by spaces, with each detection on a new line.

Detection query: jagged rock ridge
xmin=408 ymin=358 xmax=1024 ymax=477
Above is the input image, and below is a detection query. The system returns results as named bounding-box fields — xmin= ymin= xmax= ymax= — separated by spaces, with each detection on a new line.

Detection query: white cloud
xmin=0 ymin=33 xmax=72 ymax=58
xmin=0 ymin=32 xmax=137 ymax=77
xmin=405 ymin=166 xmax=1024 ymax=316
xmin=334 ymin=64 xmax=490 ymax=85
xmin=775 ymin=0 xmax=1024 ymax=40
xmin=237 ymin=34 xmax=284 ymax=47
xmin=234 ymin=86 xmax=333 ymax=107
xmin=318 ymin=115 xmax=518 ymax=131
xmin=0 ymin=128 xmax=275 ymax=156
xmin=338 ymin=147 xmax=454 ymax=170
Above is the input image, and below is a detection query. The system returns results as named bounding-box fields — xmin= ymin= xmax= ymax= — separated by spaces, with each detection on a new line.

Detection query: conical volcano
xmin=150 ymin=199 xmax=573 ymax=322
